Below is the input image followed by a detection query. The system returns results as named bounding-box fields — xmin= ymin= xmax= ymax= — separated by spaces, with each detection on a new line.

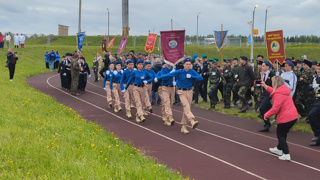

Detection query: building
xmin=58 ymin=24 xmax=69 ymax=36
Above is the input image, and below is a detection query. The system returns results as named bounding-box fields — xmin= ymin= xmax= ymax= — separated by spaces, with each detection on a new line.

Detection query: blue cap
xmin=264 ymin=60 xmax=272 ymax=67
xmin=115 ymin=61 xmax=122 ymax=65
xmin=193 ymin=54 xmax=198 ymax=59
xmin=114 ymin=53 xmax=118 ymax=55
xmin=144 ymin=60 xmax=151 ymax=65
xmin=161 ymin=61 xmax=166 ymax=66
xmin=108 ymin=61 xmax=115 ymax=66
xmin=183 ymin=57 xmax=192 ymax=64
xmin=126 ymin=60 xmax=134 ymax=64
xmin=285 ymin=60 xmax=294 ymax=68
xmin=136 ymin=60 xmax=144 ymax=65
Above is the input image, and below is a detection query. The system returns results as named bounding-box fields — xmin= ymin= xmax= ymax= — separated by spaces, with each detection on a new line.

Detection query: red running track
xmin=27 ymin=72 xmax=320 ymax=180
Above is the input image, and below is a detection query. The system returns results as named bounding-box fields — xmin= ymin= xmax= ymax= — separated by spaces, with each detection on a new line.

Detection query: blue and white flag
xmin=77 ymin=32 xmax=85 ymax=52
xmin=248 ymin=34 xmax=252 ymax=45
xmin=214 ymin=30 xmax=228 ymax=51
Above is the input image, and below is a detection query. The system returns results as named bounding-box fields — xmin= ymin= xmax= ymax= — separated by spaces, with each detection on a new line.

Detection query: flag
xmin=76 ymin=32 xmax=85 ymax=52
xmin=145 ymin=33 xmax=157 ymax=53
xmin=107 ymin=35 xmax=119 ymax=48
xmin=214 ymin=30 xmax=228 ymax=51
xmin=266 ymin=30 xmax=286 ymax=64
xmin=248 ymin=34 xmax=252 ymax=45
xmin=160 ymin=30 xmax=185 ymax=66
xmin=117 ymin=38 xmax=127 ymax=54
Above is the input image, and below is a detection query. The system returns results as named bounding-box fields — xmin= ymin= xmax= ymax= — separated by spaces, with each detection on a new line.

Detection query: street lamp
xmin=197 ymin=12 xmax=201 ymax=46
xmin=264 ymin=6 xmax=271 ymax=45
xmin=250 ymin=5 xmax=258 ymax=62
xmin=107 ymin=8 xmax=110 ymax=43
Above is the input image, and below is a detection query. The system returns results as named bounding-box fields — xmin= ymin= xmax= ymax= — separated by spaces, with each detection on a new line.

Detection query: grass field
xmin=0 ymin=36 xmax=317 ymax=178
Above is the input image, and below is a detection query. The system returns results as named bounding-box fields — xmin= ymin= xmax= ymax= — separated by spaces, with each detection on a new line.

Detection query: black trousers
xmin=99 ymin=67 xmax=108 ymax=78
xmin=309 ymin=103 xmax=320 ymax=137
xmin=200 ymin=77 xmax=208 ymax=102
xmin=8 ymin=63 xmax=16 ymax=79
xmin=65 ymin=70 xmax=71 ymax=90
xmin=193 ymin=80 xmax=201 ymax=103
xmin=78 ymin=74 xmax=88 ymax=91
xmin=259 ymin=97 xmax=272 ymax=126
xmin=277 ymin=119 xmax=297 ymax=154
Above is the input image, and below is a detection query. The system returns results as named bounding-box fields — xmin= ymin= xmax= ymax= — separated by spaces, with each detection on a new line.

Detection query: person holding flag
xmin=110 ymin=61 xmax=123 ymax=113
xmin=154 ymin=58 xmax=203 ymax=134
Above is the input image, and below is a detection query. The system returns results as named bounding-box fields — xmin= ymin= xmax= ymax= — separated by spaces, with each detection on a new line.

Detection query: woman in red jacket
xmin=261 ymin=76 xmax=298 ymax=161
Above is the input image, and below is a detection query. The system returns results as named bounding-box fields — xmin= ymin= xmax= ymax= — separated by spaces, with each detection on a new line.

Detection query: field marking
xmin=46 ymin=74 xmax=267 ymax=180
xmin=84 ymin=79 xmax=320 ymax=172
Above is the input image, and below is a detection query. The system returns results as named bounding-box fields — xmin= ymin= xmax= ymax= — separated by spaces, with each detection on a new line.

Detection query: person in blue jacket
xmin=48 ymin=50 xmax=56 ymax=71
xmin=110 ymin=61 xmax=123 ymax=113
xmin=120 ymin=60 xmax=135 ymax=118
xmin=155 ymin=57 xmax=203 ymax=134
xmin=54 ymin=51 xmax=60 ymax=69
xmin=143 ymin=60 xmax=155 ymax=114
xmin=103 ymin=62 xmax=115 ymax=108
xmin=123 ymin=60 xmax=153 ymax=123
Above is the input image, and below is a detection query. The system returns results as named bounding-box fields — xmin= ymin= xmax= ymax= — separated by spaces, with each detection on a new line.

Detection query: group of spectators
xmin=44 ymin=50 xmax=61 ymax=71
xmin=0 ymin=33 xmax=25 ymax=49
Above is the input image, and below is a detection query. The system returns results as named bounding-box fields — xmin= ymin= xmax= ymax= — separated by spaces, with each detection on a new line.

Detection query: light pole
xmin=78 ymin=0 xmax=82 ymax=33
xmin=264 ymin=6 xmax=271 ymax=45
xmin=197 ymin=12 xmax=201 ymax=46
xmin=250 ymin=5 xmax=258 ymax=62
xmin=107 ymin=8 xmax=110 ymax=43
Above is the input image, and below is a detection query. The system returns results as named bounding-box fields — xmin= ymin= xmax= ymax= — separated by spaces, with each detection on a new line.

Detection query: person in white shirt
xmin=19 ymin=33 xmax=25 ymax=48
xmin=14 ymin=33 xmax=19 ymax=48
xmin=281 ymin=60 xmax=297 ymax=97
xmin=5 ymin=33 xmax=11 ymax=48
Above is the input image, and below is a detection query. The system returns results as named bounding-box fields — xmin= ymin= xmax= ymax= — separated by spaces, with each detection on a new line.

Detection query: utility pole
xmin=78 ymin=0 xmax=82 ymax=33
xmin=107 ymin=8 xmax=110 ymax=43
xmin=197 ymin=12 xmax=200 ymax=46
xmin=250 ymin=5 xmax=258 ymax=62
xmin=264 ymin=6 xmax=271 ymax=45
xmin=122 ymin=0 xmax=129 ymax=37
xmin=171 ymin=19 xmax=173 ymax=30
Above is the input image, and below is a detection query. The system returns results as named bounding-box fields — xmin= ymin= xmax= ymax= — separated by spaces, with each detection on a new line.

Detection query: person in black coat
xmin=7 ymin=48 xmax=18 ymax=81
xmin=99 ymin=50 xmax=110 ymax=78
xmin=309 ymin=62 xmax=320 ymax=146
xmin=78 ymin=57 xmax=91 ymax=92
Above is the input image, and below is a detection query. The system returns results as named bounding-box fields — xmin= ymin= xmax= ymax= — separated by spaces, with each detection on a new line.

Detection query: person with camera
xmin=6 ymin=48 xmax=18 ymax=81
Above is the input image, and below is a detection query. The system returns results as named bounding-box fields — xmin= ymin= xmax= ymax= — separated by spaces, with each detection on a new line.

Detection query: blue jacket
xmin=48 ymin=51 xmax=56 ymax=61
xmin=156 ymin=66 xmax=174 ymax=86
xmin=125 ymin=69 xmax=152 ymax=90
xmin=45 ymin=53 xmax=49 ymax=62
xmin=120 ymin=68 xmax=133 ymax=90
xmin=157 ymin=68 xmax=203 ymax=89
xmin=144 ymin=68 xmax=155 ymax=83
xmin=110 ymin=70 xmax=123 ymax=91
xmin=55 ymin=54 xmax=60 ymax=62
xmin=103 ymin=70 xmax=113 ymax=88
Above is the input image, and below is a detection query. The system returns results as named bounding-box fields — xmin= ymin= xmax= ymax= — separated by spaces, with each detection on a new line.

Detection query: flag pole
xmin=220 ymin=24 xmax=223 ymax=61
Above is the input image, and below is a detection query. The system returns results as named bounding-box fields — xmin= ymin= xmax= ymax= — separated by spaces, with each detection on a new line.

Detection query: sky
xmin=1 ymin=0 xmax=320 ymax=37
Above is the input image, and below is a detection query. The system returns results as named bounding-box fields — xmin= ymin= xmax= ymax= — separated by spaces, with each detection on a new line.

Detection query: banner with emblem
xmin=266 ymin=30 xmax=286 ymax=64
xmin=107 ymin=35 xmax=119 ymax=48
xmin=214 ymin=30 xmax=228 ymax=51
xmin=76 ymin=32 xmax=85 ymax=52
xmin=117 ymin=38 xmax=127 ymax=54
xmin=160 ymin=30 xmax=185 ymax=66
xmin=145 ymin=33 xmax=157 ymax=53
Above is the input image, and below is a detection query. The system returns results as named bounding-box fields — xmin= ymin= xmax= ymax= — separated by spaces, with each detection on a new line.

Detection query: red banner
xmin=145 ymin=33 xmax=157 ymax=53
xmin=160 ymin=30 xmax=185 ymax=65
xmin=107 ymin=35 xmax=119 ymax=48
xmin=265 ymin=30 xmax=286 ymax=64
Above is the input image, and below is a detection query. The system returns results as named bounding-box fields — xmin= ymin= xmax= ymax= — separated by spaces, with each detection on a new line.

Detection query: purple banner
xmin=117 ymin=38 xmax=127 ymax=54
xmin=160 ymin=30 xmax=185 ymax=65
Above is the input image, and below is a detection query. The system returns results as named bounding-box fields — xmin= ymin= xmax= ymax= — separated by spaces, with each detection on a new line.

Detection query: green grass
xmin=0 ymin=47 xmax=184 ymax=179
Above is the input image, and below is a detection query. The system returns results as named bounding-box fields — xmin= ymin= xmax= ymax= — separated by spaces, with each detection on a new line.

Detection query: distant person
xmin=19 ymin=33 xmax=25 ymax=48
xmin=70 ymin=54 xmax=80 ymax=96
xmin=0 ymin=32 xmax=4 ymax=49
xmin=261 ymin=76 xmax=298 ymax=161
xmin=6 ymin=48 xmax=18 ymax=81
xmin=5 ymin=33 xmax=11 ymax=48
xmin=44 ymin=51 xmax=49 ymax=69
xmin=48 ymin=50 xmax=56 ymax=71
xmin=78 ymin=57 xmax=91 ymax=92
xmin=92 ymin=56 xmax=99 ymax=82
xmin=14 ymin=33 xmax=19 ymax=48
xmin=54 ymin=51 xmax=60 ymax=69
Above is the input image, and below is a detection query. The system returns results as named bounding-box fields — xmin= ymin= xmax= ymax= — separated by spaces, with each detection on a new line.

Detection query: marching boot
xmin=143 ymin=110 xmax=148 ymax=116
xmin=164 ymin=119 xmax=171 ymax=126
xmin=162 ymin=116 xmax=167 ymax=122
xmin=238 ymin=104 xmax=249 ymax=113
xmin=140 ymin=115 xmax=146 ymax=122
xmin=130 ymin=104 xmax=135 ymax=109
xmin=126 ymin=110 xmax=132 ymax=118
xmin=114 ymin=106 xmax=119 ymax=113
xmin=259 ymin=125 xmax=270 ymax=132
xmin=148 ymin=106 xmax=153 ymax=113
xmin=208 ymin=101 xmax=216 ymax=110
xmin=117 ymin=105 xmax=122 ymax=112
xmin=136 ymin=115 xmax=141 ymax=123
xmin=189 ymin=118 xmax=199 ymax=129
xmin=108 ymin=102 xmax=113 ymax=109
xmin=181 ymin=124 xmax=189 ymax=134
xmin=168 ymin=116 xmax=175 ymax=125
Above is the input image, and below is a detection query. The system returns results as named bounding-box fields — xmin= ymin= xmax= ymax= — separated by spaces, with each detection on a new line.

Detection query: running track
xmin=27 ymin=72 xmax=320 ymax=180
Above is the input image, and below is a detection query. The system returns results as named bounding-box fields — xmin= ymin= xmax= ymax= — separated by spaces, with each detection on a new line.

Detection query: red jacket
xmin=264 ymin=85 xmax=298 ymax=124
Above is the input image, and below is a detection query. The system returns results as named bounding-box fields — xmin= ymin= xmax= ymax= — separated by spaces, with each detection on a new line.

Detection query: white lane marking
xmin=46 ymin=75 xmax=267 ymax=180
xmin=85 ymin=79 xmax=320 ymax=172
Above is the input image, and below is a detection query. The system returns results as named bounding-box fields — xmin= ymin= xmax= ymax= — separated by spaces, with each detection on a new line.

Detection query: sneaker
xmin=279 ymin=154 xmax=291 ymax=161
xmin=269 ymin=147 xmax=283 ymax=156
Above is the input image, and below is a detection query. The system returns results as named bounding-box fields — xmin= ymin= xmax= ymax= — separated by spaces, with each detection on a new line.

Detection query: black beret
xmin=317 ymin=62 xmax=320 ymax=67
xmin=240 ymin=56 xmax=248 ymax=61
xmin=303 ymin=59 xmax=312 ymax=68
xmin=295 ymin=60 xmax=302 ymax=63
xmin=232 ymin=57 xmax=238 ymax=61
xmin=312 ymin=61 xmax=318 ymax=65
xmin=257 ymin=54 xmax=264 ymax=58
xmin=80 ymin=57 xmax=85 ymax=60
xmin=257 ymin=61 xmax=263 ymax=65
xmin=65 ymin=52 xmax=72 ymax=56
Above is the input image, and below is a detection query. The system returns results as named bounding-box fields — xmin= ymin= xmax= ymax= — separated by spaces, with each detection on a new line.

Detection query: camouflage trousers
xmin=294 ymin=93 xmax=314 ymax=117
xmin=208 ymin=83 xmax=219 ymax=104
xmin=232 ymin=82 xmax=239 ymax=105
xmin=70 ymin=73 xmax=80 ymax=95
xmin=93 ymin=69 xmax=98 ymax=81
xmin=238 ymin=86 xmax=251 ymax=106
xmin=223 ymin=83 xmax=233 ymax=106
xmin=252 ymin=86 xmax=262 ymax=110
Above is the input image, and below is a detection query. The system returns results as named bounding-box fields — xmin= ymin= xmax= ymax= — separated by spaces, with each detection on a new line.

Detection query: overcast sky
xmin=1 ymin=0 xmax=320 ymax=37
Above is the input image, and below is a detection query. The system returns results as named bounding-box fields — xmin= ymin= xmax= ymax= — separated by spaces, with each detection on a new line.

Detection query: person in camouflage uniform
xmin=70 ymin=55 xmax=81 ymax=96
xmin=251 ymin=60 xmax=263 ymax=111
xmin=231 ymin=57 xmax=239 ymax=106
xmin=92 ymin=56 xmax=99 ymax=82
xmin=295 ymin=59 xmax=315 ymax=122
xmin=207 ymin=59 xmax=224 ymax=109
xmin=222 ymin=59 xmax=233 ymax=109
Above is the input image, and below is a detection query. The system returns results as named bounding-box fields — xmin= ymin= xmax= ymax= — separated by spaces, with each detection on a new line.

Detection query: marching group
xmin=56 ymin=50 xmax=320 ymax=161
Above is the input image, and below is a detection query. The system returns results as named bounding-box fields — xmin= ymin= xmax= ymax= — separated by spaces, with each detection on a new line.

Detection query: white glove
xmin=186 ymin=74 xmax=191 ymax=78
xmin=121 ymin=70 xmax=123 ymax=74
xmin=312 ymin=84 xmax=319 ymax=88
xmin=173 ymin=81 xmax=176 ymax=86
xmin=133 ymin=68 xmax=137 ymax=71
xmin=275 ymin=72 xmax=280 ymax=76
xmin=154 ymin=78 xmax=158 ymax=83
xmin=63 ymin=73 xmax=66 ymax=76
xmin=106 ymin=71 xmax=110 ymax=75
xmin=122 ymin=89 xmax=126 ymax=93
xmin=103 ymin=87 xmax=106 ymax=90
xmin=88 ymin=74 xmax=91 ymax=78
xmin=113 ymin=71 xmax=118 ymax=75
xmin=170 ymin=69 xmax=175 ymax=73
xmin=111 ymin=89 xmax=114 ymax=92
xmin=99 ymin=66 xmax=101 ymax=68
xmin=143 ymin=80 xmax=147 ymax=84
